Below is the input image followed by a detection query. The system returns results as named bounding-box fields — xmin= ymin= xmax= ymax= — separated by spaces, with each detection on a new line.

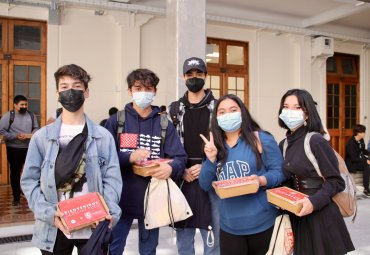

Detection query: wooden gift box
xmin=212 ymin=177 xmax=259 ymax=199
xmin=57 ymin=192 xmax=109 ymax=232
xmin=266 ymin=186 xmax=308 ymax=214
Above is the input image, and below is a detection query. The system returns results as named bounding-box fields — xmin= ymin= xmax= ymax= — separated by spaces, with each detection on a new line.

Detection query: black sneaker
xmin=363 ymin=190 xmax=370 ymax=198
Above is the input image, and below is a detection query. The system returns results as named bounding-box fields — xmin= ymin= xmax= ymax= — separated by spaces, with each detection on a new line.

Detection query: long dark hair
xmin=278 ymin=89 xmax=325 ymax=135
xmin=210 ymin=94 xmax=263 ymax=168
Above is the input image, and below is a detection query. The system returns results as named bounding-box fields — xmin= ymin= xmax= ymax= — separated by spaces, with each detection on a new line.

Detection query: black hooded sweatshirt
xmin=175 ymin=89 xmax=216 ymax=229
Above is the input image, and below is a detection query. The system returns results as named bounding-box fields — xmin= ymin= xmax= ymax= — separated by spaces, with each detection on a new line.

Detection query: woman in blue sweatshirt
xmin=104 ymin=69 xmax=187 ymax=255
xmin=199 ymin=94 xmax=285 ymax=255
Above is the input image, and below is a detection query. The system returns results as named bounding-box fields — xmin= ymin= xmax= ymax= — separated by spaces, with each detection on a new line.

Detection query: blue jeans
xmin=176 ymin=190 xmax=220 ymax=255
xmin=110 ymin=215 xmax=159 ymax=255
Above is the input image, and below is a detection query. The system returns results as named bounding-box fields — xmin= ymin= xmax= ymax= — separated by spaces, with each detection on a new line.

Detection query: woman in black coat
xmin=278 ymin=89 xmax=354 ymax=255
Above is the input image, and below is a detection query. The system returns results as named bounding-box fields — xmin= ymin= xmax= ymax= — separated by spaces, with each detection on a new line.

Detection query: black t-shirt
xmin=183 ymin=105 xmax=210 ymax=167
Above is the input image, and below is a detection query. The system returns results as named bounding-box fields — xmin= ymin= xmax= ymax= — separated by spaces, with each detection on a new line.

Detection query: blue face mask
xmin=132 ymin=92 xmax=155 ymax=109
xmin=279 ymin=109 xmax=305 ymax=130
xmin=217 ymin=112 xmax=242 ymax=132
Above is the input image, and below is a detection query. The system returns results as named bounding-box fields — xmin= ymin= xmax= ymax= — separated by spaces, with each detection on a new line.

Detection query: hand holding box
xmin=57 ymin=192 xmax=109 ymax=232
xmin=132 ymin=158 xmax=172 ymax=177
xmin=212 ymin=177 xmax=259 ymax=199
xmin=266 ymin=187 xmax=308 ymax=214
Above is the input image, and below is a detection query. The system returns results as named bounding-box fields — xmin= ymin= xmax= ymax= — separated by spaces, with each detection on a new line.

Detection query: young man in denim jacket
xmin=21 ymin=64 xmax=122 ymax=254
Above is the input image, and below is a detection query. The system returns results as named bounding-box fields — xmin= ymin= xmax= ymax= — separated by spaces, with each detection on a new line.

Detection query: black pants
xmin=6 ymin=146 xmax=28 ymax=201
xmin=220 ymin=226 xmax=274 ymax=255
xmin=41 ymin=230 xmax=88 ymax=255
xmin=363 ymin=165 xmax=370 ymax=191
xmin=354 ymin=162 xmax=370 ymax=191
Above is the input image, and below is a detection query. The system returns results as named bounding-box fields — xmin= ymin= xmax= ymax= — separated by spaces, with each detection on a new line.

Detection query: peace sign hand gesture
xmin=200 ymin=132 xmax=218 ymax=163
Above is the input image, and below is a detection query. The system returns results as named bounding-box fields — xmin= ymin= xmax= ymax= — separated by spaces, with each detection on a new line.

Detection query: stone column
xmin=166 ymin=0 xmax=206 ymax=100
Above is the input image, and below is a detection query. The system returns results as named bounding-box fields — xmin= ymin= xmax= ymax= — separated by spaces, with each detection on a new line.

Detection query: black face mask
xmin=185 ymin=77 xmax=205 ymax=93
xmin=58 ymin=89 xmax=85 ymax=112
xmin=19 ymin=107 xmax=27 ymax=114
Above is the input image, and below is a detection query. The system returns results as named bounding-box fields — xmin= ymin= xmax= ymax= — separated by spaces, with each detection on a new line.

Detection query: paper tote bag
xmin=144 ymin=177 xmax=193 ymax=230
xmin=266 ymin=214 xmax=294 ymax=255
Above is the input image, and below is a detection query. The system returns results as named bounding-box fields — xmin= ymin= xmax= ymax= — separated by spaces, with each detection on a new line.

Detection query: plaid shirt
xmin=168 ymin=99 xmax=215 ymax=145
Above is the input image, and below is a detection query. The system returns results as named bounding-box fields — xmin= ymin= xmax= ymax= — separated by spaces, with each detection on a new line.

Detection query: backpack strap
xmin=304 ymin=132 xmax=323 ymax=177
xmin=116 ymin=110 xmax=125 ymax=140
xmin=7 ymin=110 xmax=15 ymax=131
xmin=27 ymin=110 xmax=36 ymax=132
xmin=169 ymin=100 xmax=181 ymax=127
xmin=56 ymin=107 xmax=63 ymax=118
xmin=160 ymin=113 xmax=168 ymax=145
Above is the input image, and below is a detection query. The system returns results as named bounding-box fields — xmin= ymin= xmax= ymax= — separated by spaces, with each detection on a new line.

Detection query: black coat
xmin=280 ymin=126 xmax=354 ymax=255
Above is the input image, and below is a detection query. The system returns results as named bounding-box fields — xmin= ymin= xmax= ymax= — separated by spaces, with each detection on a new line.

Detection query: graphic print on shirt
xmin=217 ymin=160 xmax=251 ymax=180
xmin=120 ymin=132 xmax=161 ymax=159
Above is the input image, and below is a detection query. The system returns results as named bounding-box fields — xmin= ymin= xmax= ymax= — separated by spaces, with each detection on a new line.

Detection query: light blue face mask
xmin=217 ymin=112 xmax=242 ymax=132
xmin=132 ymin=92 xmax=155 ymax=109
xmin=279 ymin=109 xmax=305 ymax=130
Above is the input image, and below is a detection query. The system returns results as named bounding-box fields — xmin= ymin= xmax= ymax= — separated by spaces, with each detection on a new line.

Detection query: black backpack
xmin=116 ymin=109 xmax=169 ymax=146
xmin=8 ymin=110 xmax=35 ymax=132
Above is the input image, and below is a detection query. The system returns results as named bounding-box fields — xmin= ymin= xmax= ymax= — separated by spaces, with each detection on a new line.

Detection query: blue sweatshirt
xmin=199 ymin=131 xmax=285 ymax=235
xmin=105 ymin=103 xmax=187 ymax=218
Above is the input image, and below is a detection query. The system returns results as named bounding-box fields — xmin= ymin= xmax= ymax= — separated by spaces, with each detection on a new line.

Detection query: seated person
xmin=345 ymin=124 xmax=370 ymax=197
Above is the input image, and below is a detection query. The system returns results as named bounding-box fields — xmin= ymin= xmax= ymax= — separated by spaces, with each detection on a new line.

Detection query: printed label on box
xmin=268 ymin=187 xmax=307 ymax=201
xmin=58 ymin=192 xmax=108 ymax=231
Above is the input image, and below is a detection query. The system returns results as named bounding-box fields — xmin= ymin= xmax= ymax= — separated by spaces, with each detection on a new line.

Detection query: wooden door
xmin=0 ymin=60 xmax=9 ymax=183
xmin=0 ymin=18 xmax=46 ymax=185
xmin=206 ymin=38 xmax=249 ymax=105
xmin=326 ymin=54 xmax=359 ymax=156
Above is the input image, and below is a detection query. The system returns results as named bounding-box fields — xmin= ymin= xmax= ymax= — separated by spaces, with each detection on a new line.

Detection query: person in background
xmin=0 ymin=94 xmax=39 ymax=206
xmin=100 ymin=107 xmax=118 ymax=127
xmin=168 ymin=57 xmax=220 ymax=255
xmin=20 ymin=64 xmax=122 ymax=255
xmin=345 ymin=124 xmax=370 ymax=197
xmin=199 ymin=94 xmax=285 ymax=255
xmin=105 ymin=68 xmax=187 ymax=255
xmin=159 ymin=105 xmax=167 ymax=115
xmin=278 ymin=88 xmax=354 ymax=254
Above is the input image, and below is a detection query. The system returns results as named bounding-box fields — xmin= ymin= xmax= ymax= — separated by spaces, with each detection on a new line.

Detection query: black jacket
xmin=172 ymin=90 xmax=215 ymax=229
xmin=345 ymin=136 xmax=369 ymax=172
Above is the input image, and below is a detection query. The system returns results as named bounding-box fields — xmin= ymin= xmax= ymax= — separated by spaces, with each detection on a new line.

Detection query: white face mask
xmin=217 ymin=112 xmax=242 ymax=132
xmin=132 ymin=92 xmax=155 ymax=109
xmin=279 ymin=109 xmax=305 ymax=130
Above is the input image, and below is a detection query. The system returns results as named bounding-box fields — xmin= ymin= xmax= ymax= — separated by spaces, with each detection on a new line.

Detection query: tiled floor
xmin=0 ymin=186 xmax=34 ymax=226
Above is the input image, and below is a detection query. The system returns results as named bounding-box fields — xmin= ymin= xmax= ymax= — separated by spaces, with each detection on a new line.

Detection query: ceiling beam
xmin=301 ymin=3 xmax=370 ymax=28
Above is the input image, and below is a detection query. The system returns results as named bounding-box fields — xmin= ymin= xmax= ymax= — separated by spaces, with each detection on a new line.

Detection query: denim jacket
xmin=20 ymin=115 xmax=122 ymax=252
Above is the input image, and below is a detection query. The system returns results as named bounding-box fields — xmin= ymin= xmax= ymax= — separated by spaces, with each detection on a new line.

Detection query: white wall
xmin=50 ymin=7 xmax=122 ymax=121
xmin=141 ymin=17 xmax=169 ymax=108
xmin=1 ymin=3 xmax=369 ymax=142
